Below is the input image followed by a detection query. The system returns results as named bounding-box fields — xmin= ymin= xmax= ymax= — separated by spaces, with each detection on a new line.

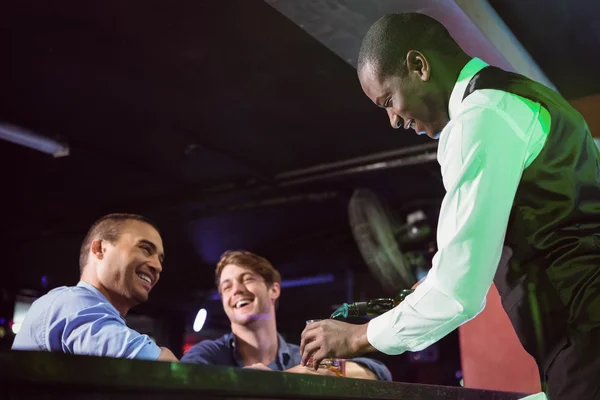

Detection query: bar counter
xmin=1 ymin=351 xmax=526 ymax=399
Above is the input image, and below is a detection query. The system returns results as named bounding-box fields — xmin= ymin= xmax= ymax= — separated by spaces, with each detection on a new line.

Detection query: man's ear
xmin=406 ymin=50 xmax=430 ymax=82
xmin=270 ymin=282 xmax=281 ymax=304
xmin=90 ymin=239 xmax=105 ymax=261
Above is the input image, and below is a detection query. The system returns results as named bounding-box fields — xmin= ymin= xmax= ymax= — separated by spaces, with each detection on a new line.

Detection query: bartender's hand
xmin=300 ymin=320 xmax=376 ymax=370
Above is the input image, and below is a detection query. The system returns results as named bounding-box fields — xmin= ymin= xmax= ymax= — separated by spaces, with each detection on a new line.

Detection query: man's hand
xmin=245 ymin=363 xmax=336 ymax=376
xmin=344 ymin=362 xmax=378 ymax=380
xmin=243 ymin=363 xmax=272 ymax=371
xmin=285 ymin=364 xmax=337 ymax=376
xmin=300 ymin=320 xmax=376 ymax=370
xmin=157 ymin=347 xmax=179 ymax=362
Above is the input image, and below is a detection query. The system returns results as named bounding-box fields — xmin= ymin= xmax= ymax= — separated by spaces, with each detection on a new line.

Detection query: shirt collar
xmin=448 ymin=57 xmax=489 ymax=120
xmin=77 ymin=281 xmax=123 ymax=318
xmin=77 ymin=281 xmax=108 ymax=300
xmin=227 ymin=332 xmax=292 ymax=369
xmin=276 ymin=333 xmax=292 ymax=367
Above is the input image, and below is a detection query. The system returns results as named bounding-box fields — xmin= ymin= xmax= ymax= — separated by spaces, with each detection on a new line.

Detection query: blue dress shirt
xmin=181 ymin=332 xmax=392 ymax=381
xmin=12 ymin=281 xmax=161 ymax=360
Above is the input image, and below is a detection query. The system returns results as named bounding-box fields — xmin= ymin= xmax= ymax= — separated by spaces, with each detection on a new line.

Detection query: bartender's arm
xmin=301 ymin=98 xmax=546 ymax=363
xmin=367 ymin=105 xmax=534 ymax=354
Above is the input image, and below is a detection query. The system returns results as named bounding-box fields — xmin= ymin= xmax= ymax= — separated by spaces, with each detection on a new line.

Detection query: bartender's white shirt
xmin=367 ymin=58 xmax=551 ymax=354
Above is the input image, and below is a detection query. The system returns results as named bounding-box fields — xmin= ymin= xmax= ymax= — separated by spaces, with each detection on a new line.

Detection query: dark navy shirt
xmin=181 ymin=332 xmax=392 ymax=381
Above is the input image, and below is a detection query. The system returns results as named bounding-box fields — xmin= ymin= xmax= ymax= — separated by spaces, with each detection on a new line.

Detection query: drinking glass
xmin=304 ymin=319 xmax=346 ymax=377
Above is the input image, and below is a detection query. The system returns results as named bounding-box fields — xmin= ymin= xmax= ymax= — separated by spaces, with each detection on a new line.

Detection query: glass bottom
xmin=306 ymin=357 xmax=346 ymax=377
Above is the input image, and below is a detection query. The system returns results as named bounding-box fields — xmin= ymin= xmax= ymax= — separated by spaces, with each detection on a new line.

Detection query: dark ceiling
xmin=0 ymin=0 xmax=440 ymax=316
xmin=0 ymin=0 xmax=426 ymax=227
xmin=1 ymin=0 xmax=598 ymax=335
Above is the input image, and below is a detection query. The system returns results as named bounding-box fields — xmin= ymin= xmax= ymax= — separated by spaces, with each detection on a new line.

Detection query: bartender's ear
xmin=269 ymin=282 xmax=281 ymax=303
xmin=406 ymin=50 xmax=430 ymax=82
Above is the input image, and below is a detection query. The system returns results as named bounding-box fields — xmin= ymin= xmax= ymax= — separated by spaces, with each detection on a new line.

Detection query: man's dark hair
xmin=79 ymin=213 xmax=160 ymax=274
xmin=357 ymin=13 xmax=462 ymax=78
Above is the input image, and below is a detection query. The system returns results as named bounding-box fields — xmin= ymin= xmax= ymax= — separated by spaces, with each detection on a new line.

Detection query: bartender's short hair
xmin=358 ymin=13 xmax=461 ymax=78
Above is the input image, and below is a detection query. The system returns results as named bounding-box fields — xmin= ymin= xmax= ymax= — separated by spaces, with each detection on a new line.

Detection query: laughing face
xmin=218 ymin=264 xmax=280 ymax=327
xmin=358 ymin=50 xmax=450 ymax=139
xmin=94 ymin=220 xmax=164 ymax=307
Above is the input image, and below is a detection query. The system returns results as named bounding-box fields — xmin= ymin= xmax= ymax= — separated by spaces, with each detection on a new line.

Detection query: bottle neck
xmin=330 ymin=289 xmax=415 ymax=319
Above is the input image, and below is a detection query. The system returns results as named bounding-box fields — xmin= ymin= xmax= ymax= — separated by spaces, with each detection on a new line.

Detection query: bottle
xmin=330 ymin=289 xmax=414 ymax=319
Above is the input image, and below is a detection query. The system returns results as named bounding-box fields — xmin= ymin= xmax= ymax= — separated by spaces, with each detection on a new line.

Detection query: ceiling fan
xmin=348 ymin=188 xmax=433 ymax=294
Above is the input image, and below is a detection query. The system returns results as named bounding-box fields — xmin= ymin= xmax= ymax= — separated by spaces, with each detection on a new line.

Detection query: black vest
xmin=463 ymin=67 xmax=600 ymax=372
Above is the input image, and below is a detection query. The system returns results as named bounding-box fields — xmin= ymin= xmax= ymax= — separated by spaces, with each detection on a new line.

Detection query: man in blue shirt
xmin=182 ymin=250 xmax=391 ymax=380
xmin=12 ymin=213 xmax=178 ymax=362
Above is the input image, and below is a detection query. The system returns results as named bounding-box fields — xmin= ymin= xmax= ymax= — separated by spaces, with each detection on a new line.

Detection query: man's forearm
xmin=344 ymin=362 xmax=378 ymax=380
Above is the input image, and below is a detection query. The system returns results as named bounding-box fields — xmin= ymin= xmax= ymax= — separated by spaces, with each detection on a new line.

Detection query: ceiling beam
xmin=265 ymin=0 xmax=556 ymax=90
xmin=453 ymin=0 xmax=556 ymax=91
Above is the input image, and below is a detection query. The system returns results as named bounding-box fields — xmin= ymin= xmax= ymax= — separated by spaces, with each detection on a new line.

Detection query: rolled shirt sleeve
xmin=54 ymin=303 xmax=161 ymax=360
xmin=180 ymin=339 xmax=223 ymax=365
xmin=17 ymin=284 xmax=164 ymax=360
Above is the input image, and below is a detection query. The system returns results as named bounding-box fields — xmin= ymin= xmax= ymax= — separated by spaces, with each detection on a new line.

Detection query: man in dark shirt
xmin=182 ymin=250 xmax=391 ymax=380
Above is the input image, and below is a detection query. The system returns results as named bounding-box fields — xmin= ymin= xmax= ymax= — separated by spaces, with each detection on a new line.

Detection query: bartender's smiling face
xmin=358 ymin=50 xmax=450 ymax=139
